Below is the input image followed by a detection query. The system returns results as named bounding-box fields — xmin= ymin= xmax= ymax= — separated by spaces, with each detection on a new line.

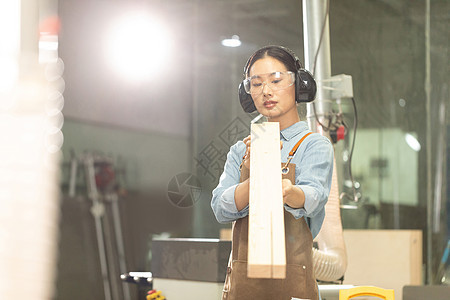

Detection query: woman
xmin=211 ymin=45 xmax=333 ymax=300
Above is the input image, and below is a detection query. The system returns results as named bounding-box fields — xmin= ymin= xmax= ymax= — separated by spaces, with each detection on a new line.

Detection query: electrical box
xmin=327 ymin=74 xmax=354 ymax=99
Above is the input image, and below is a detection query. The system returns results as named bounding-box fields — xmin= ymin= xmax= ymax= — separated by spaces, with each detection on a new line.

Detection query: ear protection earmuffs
xmin=238 ymin=45 xmax=317 ymax=113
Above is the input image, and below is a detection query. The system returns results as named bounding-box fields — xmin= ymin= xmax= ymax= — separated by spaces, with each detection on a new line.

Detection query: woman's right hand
xmin=242 ymin=135 xmax=251 ymax=170
xmin=241 ymin=134 xmax=283 ymax=170
xmin=235 ymin=135 xmax=251 ymax=211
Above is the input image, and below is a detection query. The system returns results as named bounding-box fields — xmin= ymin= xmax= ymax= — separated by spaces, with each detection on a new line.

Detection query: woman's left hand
xmin=282 ymin=178 xmax=294 ymax=202
xmin=282 ymin=179 xmax=305 ymax=209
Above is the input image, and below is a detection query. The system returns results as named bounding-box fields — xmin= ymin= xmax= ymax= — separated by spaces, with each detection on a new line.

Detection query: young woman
xmin=211 ymin=45 xmax=333 ymax=300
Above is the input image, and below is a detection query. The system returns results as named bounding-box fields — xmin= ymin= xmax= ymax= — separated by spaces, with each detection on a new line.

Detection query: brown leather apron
xmin=222 ymin=135 xmax=319 ymax=300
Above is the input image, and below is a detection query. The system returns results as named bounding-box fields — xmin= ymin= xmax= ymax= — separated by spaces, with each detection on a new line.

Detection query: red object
xmin=147 ymin=290 xmax=156 ymax=295
xmin=39 ymin=16 xmax=61 ymax=36
xmin=337 ymin=125 xmax=345 ymax=141
xmin=95 ymin=163 xmax=115 ymax=190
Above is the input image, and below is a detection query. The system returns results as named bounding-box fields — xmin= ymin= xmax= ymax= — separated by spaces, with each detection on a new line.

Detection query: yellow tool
xmin=147 ymin=289 xmax=166 ymax=300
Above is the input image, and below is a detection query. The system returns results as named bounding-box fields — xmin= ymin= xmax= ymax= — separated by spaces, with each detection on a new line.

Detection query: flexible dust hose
xmin=312 ymin=159 xmax=348 ymax=281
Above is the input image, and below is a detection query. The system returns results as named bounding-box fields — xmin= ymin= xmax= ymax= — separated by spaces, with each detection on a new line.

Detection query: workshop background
xmin=0 ymin=0 xmax=448 ymax=299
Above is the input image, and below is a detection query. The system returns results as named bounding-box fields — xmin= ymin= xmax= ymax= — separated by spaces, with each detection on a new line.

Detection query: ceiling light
xmin=405 ymin=133 xmax=421 ymax=152
xmin=221 ymin=35 xmax=241 ymax=47
xmin=105 ymin=12 xmax=172 ymax=81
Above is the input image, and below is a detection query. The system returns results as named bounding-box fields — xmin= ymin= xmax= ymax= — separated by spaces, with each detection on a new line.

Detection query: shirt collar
xmin=280 ymin=121 xmax=309 ymax=141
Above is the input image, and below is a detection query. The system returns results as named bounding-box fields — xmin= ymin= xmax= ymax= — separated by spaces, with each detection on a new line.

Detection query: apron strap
xmin=282 ymin=132 xmax=313 ymax=173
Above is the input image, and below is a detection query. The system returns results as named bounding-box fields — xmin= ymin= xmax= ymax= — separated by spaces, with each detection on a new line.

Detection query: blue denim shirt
xmin=211 ymin=121 xmax=333 ymax=239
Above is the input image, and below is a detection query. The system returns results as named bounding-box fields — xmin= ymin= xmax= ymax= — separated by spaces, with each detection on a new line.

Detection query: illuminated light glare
xmin=50 ymin=77 xmax=66 ymax=94
xmin=0 ymin=0 xmax=20 ymax=93
xmin=221 ymin=35 xmax=241 ymax=47
xmin=46 ymin=91 xmax=64 ymax=114
xmin=39 ymin=35 xmax=59 ymax=64
xmin=45 ymin=129 xmax=64 ymax=154
xmin=39 ymin=40 xmax=58 ymax=51
xmin=106 ymin=13 xmax=172 ymax=81
xmin=340 ymin=205 xmax=358 ymax=210
xmin=45 ymin=112 xmax=64 ymax=131
xmin=405 ymin=133 xmax=421 ymax=152
xmin=0 ymin=57 xmax=18 ymax=94
xmin=344 ymin=180 xmax=353 ymax=188
xmin=342 ymin=150 xmax=349 ymax=162
xmin=129 ymin=272 xmax=153 ymax=277
xmin=44 ymin=58 xmax=65 ymax=81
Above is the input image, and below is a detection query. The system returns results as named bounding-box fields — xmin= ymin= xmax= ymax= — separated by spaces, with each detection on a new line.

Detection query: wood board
xmin=248 ymin=122 xmax=286 ymax=278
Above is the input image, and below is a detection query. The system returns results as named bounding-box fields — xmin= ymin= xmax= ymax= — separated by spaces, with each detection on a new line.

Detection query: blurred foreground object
xmin=0 ymin=1 xmax=62 ymax=299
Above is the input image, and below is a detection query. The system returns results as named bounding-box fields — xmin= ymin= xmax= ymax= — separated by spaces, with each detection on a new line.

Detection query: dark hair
xmin=244 ymin=45 xmax=301 ymax=77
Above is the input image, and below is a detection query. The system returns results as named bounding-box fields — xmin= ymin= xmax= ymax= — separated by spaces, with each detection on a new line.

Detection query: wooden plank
xmin=248 ymin=122 xmax=286 ymax=278
xmin=271 ymin=168 xmax=287 ymax=279
xmin=266 ymin=124 xmax=286 ymax=279
xmin=247 ymin=123 xmax=272 ymax=278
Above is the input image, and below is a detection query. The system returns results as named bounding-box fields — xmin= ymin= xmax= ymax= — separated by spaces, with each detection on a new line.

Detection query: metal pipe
xmin=303 ymin=0 xmax=348 ymax=281
xmin=109 ymin=193 xmax=131 ymax=300
xmin=84 ymin=156 xmax=112 ymax=300
xmin=425 ymin=0 xmax=432 ymax=285
xmin=68 ymin=152 xmax=78 ymax=198
xmin=303 ymin=0 xmax=332 ymax=134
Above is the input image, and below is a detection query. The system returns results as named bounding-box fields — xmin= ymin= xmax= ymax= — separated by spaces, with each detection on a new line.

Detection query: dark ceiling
xmin=59 ymin=0 xmax=449 ymax=136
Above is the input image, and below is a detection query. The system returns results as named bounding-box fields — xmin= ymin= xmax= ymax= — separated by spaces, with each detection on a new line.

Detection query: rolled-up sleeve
xmin=284 ymin=135 xmax=334 ymax=220
xmin=211 ymin=142 xmax=249 ymax=223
